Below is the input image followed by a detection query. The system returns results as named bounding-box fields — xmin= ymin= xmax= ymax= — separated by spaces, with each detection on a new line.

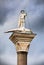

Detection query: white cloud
xmin=0 ymin=54 xmax=17 ymax=65
xmin=28 ymin=54 xmax=44 ymax=65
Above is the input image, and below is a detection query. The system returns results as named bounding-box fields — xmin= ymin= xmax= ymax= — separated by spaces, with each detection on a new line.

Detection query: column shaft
xmin=17 ymin=52 xmax=27 ymax=65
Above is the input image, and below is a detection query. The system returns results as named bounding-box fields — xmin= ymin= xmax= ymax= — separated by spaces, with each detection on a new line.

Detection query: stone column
xmin=17 ymin=52 xmax=27 ymax=65
xmin=9 ymin=33 xmax=35 ymax=65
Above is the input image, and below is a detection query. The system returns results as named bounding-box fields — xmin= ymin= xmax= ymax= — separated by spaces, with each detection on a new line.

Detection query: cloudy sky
xmin=0 ymin=0 xmax=44 ymax=65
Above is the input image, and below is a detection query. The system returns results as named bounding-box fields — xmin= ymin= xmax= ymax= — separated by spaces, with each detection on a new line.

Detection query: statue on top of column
xmin=18 ymin=10 xmax=27 ymax=29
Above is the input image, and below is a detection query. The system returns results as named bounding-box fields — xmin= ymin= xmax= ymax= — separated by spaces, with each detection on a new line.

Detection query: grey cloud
xmin=26 ymin=0 xmax=44 ymax=32
xmin=30 ymin=12 xmax=44 ymax=32
xmin=0 ymin=7 xmax=15 ymax=25
xmin=0 ymin=0 xmax=18 ymax=25
xmin=35 ymin=0 xmax=44 ymax=5
xmin=0 ymin=5 xmax=10 ymax=25
xmin=30 ymin=0 xmax=44 ymax=5
xmin=0 ymin=8 xmax=8 ymax=25
xmin=32 ymin=61 xmax=44 ymax=65
xmin=0 ymin=0 xmax=26 ymax=25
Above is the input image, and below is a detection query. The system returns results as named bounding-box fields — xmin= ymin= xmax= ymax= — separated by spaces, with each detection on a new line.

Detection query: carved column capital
xmin=15 ymin=41 xmax=30 ymax=52
xmin=9 ymin=32 xmax=36 ymax=52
